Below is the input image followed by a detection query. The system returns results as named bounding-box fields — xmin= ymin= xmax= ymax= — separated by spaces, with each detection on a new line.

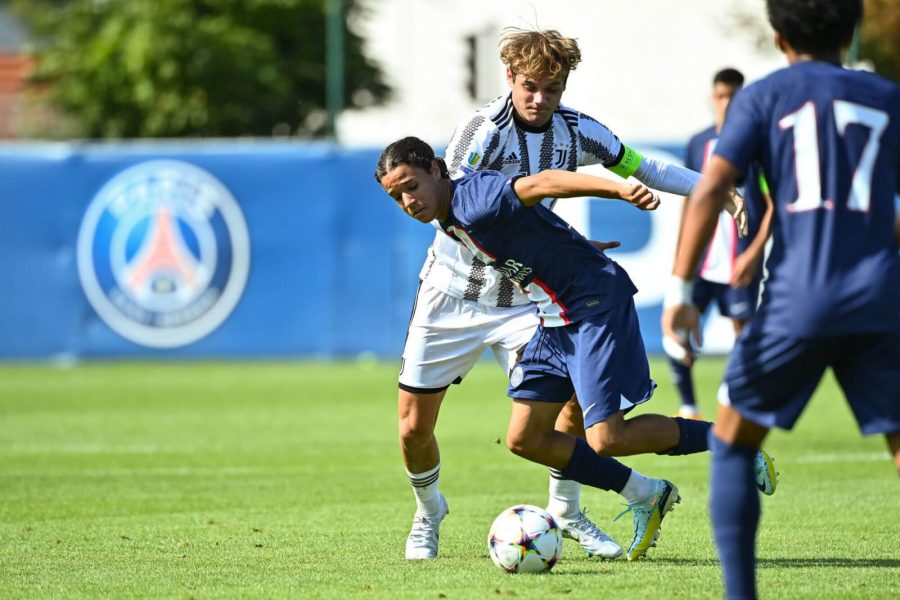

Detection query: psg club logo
xmin=509 ymin=365 xmax=524 ymax=388
xmin=77 ymin=160 xmax=250 ymax=348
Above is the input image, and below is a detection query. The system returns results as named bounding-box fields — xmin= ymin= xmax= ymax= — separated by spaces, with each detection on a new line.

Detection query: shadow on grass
xmin=470 ymin=553 xmax=900 ymax=576
xmin=617 ymin=557 xmax=900 ymax=569
xmin=757 ymin=557 xmax=900 ymax=569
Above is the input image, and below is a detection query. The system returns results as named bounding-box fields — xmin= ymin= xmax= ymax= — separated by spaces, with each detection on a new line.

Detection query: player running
xmin=663 ymin=0 xmax=900 ymax=597
xmin=395 ymin=28 xmax=752 ymax=562
xmin=378 ymin=136 xmax=778 ymax=561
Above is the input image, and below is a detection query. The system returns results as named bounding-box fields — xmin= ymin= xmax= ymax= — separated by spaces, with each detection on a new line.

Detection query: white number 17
xmin=778 ymin=99 xmax=888 ymax=212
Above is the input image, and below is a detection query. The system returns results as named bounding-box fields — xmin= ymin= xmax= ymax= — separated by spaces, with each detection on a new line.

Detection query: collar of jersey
xmin=512 ymin=110 xmax=554 ymax=134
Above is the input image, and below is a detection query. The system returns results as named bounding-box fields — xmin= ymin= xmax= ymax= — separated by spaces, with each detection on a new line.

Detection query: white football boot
xmin=404 ymin=493 xmax=449 ymax=559
xmin=551 ymin=508 xmax=623 ymax=559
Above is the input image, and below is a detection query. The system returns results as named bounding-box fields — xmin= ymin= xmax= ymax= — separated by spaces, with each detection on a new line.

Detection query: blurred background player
xmin=397 ymin=27 xmax=749 ymax=561
xmin=667 ymin=68 xmax=774 ymax=420
xmin=663 ymin=0 xmax=900 ymax=597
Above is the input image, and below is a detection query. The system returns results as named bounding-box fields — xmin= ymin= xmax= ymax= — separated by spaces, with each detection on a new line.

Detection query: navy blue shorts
xmin=507 ymin=299 xmax=656 ymax=429
xmin=693 ymin=277 xmax=759 ymax=321
xmin=721 ymin=325 xmax=900 ymax=435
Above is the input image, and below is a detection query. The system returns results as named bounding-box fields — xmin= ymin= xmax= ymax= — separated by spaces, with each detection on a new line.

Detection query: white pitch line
xmin=0 ymin=465 xmax=315 ymax=477
xmin=4 ymin=443 xmax=166 ymax=454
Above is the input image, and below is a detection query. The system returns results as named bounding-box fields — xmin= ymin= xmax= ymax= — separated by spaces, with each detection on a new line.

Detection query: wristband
xmin=663 ymin=275 xmax=694 ymax=308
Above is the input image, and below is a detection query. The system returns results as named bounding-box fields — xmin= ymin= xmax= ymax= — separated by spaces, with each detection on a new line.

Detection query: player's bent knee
xmin=586 ymin=437 xmax=611 ymax=455
xmin=585 ymin=429 xmax=626 ymax=456
xmin=397 ymin=389 xmax=443 ymax=447
xmin=398 ymin=417 xmax=436 ymax=448
xmin=505 ymin=432 xmax=526 ymax=456
xmin=506 ymin=432 xmax=540 ymax=460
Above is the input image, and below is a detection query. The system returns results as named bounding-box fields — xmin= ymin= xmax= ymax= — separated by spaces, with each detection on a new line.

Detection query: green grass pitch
xmin=0 ymin=358 xmax=897 ymax=599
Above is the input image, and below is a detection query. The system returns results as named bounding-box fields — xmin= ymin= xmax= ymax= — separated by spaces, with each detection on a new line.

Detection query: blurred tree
xmin=728 ymin=0 xmax=899 ymax=83
xmin=859 ymin=0 xmax=900 ymax=83
xmin=11 ymin=0 xmax=389 ymax=138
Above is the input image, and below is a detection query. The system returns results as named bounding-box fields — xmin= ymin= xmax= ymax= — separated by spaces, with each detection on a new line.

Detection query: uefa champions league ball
xmin=487 ymin=505 xmax=563 ymax=573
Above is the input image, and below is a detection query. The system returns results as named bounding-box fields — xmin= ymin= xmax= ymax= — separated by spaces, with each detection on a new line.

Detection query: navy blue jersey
xmin=684 ymin=125 xmax=716 ymax=173
xmin=686 ymin=126 xmax=740 ymax=283
xmin=686 ymin=125 xmax=766 ymax=256
xmin=715 ymin=61 xmax=900 ymax=336
xmin=439 ymin=171 xmax=637 ymax=326
xmin=684 ymin=125 xmax=766 ymax=252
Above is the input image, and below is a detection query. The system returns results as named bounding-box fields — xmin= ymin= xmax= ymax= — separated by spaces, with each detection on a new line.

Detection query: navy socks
xmin=560 ymin=437 xmax=631 ymax=493
xmin=669 ymin=357 xmax=696 ymax=407
xmin=709 ymin=433 xmax=760 ymax=600
xmin=658 ymin=416 xmax=712 ymax=455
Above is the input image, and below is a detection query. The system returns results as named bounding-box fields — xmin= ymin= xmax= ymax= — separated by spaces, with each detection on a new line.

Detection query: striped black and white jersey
xmin=420 ymin=92 xmax=630 ymax=307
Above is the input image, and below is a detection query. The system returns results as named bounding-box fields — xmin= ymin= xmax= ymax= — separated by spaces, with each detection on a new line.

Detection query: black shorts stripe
xmin=399 ymin=382 xmax=452 ymax=395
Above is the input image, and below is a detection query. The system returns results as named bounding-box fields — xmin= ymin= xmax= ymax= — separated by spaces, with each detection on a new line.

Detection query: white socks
xmin=620 ymin=470 xmax=657 ymax=504
xmin=547 ymin=473 xmax=581 ymax=519
xmin=407 ymin=464 xmax=442 ymax=514
xmin=679 ymin=404 xmax=700 ymax=417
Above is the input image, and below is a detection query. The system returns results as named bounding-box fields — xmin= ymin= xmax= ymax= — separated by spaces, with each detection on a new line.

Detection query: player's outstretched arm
xmin=620 ymin=150 xmax=748 ymax=236
xmin=512 ymin=169 xmax=660 ymax=209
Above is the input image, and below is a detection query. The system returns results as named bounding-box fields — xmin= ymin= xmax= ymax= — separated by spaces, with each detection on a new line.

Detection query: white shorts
xmin=399 ymin=282 xmax=539 ymax=392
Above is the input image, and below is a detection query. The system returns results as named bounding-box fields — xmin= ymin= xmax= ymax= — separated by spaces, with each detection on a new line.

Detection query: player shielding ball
xmin=662 ymin=0 xmax=900 ymax=597
xmin=377 ymin=137 xmax=778 ymax=561
xmin=396 ymin=28 xmax=754 ymax=562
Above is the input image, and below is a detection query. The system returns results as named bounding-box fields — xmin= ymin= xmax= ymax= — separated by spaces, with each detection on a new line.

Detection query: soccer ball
xmin=487 ymin=504 xmax=563 ymax=573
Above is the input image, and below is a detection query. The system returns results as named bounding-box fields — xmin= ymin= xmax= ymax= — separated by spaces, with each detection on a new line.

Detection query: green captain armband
xmin=608 ymin=145 xmax=643 ymax=179
xmin=757 ymin=172 xmax=770 ymax=196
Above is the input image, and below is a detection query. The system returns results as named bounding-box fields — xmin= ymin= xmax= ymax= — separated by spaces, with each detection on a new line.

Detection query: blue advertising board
xmin=0 ymin=140 xmax=729 ymax=361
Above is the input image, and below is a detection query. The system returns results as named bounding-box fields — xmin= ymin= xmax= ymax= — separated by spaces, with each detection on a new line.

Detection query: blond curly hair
xmin=499 ymin=28 xmax=582 ymax=81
